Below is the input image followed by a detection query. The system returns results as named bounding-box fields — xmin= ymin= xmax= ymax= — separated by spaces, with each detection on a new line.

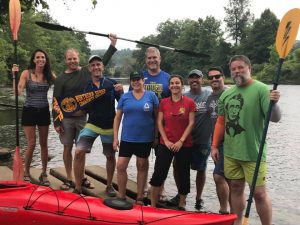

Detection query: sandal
xmin=39 ymin=172 xmax=50 ymax=187
xmin=60 ymin=180 xmax=73 ymax=191
xmin=82 ymin=177 xmax=95 ymax=189
xmin=219 ymin=210 xmax=230 ymax=214
xmin=158 ymin=194 xmax=168 ymax=203
xmin=24 ymin=175 xmax=31 ymax=183
xmin=73 ymin=189 xmax=83 ymax=195
xmin=135 ymin=198 xmax=144 ymax=205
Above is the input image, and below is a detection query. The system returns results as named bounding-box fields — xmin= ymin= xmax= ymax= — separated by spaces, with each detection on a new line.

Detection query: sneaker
xmin=195 ymin=198 xmax=204 ymax=210
xmin=106 ymin=185 xmax=117 ymax=197
xmin=167 ymin=194 xmax=180 ymax=206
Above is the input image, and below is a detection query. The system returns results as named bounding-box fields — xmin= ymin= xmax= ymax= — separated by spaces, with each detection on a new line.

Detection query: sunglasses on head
xmin=207 ymin=74 xmax=222 ymax=80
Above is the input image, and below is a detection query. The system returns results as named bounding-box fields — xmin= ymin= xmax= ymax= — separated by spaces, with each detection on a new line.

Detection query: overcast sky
xmin=45 ymin=0 xmax=300 ymax=49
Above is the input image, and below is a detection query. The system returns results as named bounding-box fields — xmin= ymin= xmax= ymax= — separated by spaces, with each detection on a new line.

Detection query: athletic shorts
xmin=224 ymin=156 xmax=267 ymax=186
xmin=76 ymin=127 xmax=115 ymax=157
xmin=59 ymin=116 xmax=86 ymax=146
xmin=213 ymin=144 xmax=225 ymax=177
xmin=190 ymin=143 xmax=211 ymax=171
xmin=21 ymin=106 xmax=50 ymax=126
xmin=119 ymin=141 xmax=152 ymax=158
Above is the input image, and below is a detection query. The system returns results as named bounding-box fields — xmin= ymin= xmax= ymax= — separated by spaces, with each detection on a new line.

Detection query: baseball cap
xmin=188 ymin=69 xmax=203 ymax=78
xmin=88 ymin=55 xmax=102 ymax=63
xmin=130 ymin=71 xmax=144 ymax=80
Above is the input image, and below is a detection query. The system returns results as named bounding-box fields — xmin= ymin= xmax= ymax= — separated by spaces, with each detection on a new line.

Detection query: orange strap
xmin=212 ymin=115 xmax=225 ymax=148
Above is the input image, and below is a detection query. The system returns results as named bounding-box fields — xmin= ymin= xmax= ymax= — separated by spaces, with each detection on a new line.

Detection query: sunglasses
xmin=207 ymin=74 xmax=222 ymax=80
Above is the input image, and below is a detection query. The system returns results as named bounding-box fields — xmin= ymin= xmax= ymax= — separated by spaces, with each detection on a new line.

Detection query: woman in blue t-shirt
xmin=113 ymin=71 xmax=159 ymax=204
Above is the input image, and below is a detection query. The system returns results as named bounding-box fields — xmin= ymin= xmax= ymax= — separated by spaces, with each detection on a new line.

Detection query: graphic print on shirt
xmin=195 ymin=101 xmax=207 ymax=113
xmin=144 ymin=103 xmax=150 ymax=111
xmin=144 ymin=82 xmax=163 ymax=99
xmin=209 ymin=99 xmax=218 ymax=119
xmin=225 ymin=94 xmax=245 ymax=137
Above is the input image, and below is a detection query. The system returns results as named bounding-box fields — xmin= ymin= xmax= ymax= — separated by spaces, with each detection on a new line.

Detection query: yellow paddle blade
xmin=9 ymin=0 xmax=21 ymax=41
xmin=276 ymin=8 xmax=300 ymax=59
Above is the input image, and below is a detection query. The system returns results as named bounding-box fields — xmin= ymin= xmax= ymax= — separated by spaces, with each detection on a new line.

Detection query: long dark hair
xmin=28 ymin=49 xmax=53 ymax=85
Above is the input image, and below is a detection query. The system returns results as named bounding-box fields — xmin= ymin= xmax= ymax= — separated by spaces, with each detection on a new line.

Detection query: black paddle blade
xmin=35 ymin=21 xmax=73 ymax=32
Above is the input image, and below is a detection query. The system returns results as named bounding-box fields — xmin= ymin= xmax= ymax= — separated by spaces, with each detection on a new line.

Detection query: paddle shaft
xmin=243 ymin=58 xmax=283 ymax=225
xmin=13 ymin=41 xmax=20 ymax=147
xmin=65 ymin=29 xmax=206 ymax=57
xmin=36 ymin=21 xmax=208 ymax=58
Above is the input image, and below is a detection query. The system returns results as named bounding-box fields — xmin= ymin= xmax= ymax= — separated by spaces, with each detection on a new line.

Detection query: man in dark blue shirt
xmin=73 ymin=55 xmax=123 ymax=195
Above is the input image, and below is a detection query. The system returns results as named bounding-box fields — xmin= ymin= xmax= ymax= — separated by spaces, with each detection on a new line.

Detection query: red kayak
xmin=0 ymin=181 xmax=236 ymax=225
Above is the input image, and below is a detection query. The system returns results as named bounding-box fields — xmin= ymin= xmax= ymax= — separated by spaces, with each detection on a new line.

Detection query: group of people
xmin=12 ymin=34 xmax=281 ymax=225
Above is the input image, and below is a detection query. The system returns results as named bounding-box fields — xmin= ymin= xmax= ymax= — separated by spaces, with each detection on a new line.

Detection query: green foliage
xmin=0 ymin=9 xmax=91 ymax=84
xmin=240 ymin=9 xmax=279 ymax=64
xmin=224 ymin=0 xmax=254 ymax=45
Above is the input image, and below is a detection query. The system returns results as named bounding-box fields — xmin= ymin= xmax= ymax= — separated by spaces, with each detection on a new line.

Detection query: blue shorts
xmin=213 ymin=144 xmax=225 ymax=177
xmin=190 ymin=143 xmax=211 ymax=171
xmin=76 ymin=126 xmax=115 ymax=157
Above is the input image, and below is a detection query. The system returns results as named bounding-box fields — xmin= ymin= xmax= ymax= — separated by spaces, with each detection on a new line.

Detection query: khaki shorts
xmin=224 ymin=156 xmax=267 ymax=186
xmin=59 ymin=116 xmax=86 ymax=146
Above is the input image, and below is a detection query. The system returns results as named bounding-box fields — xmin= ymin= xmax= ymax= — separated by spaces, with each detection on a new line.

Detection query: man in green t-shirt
xmin=211 ymin=55 xmax=281 ymax=225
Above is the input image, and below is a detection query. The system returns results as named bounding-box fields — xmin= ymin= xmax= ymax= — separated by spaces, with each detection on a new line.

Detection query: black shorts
xmin=119 ymin=141 xmax=152 ymax=158
xmin=21 ymin=106 xmax=51 ymax=126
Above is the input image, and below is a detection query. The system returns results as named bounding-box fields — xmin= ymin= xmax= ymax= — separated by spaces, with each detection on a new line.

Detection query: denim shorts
xmin=213 ymin=144 xmax=225 ymax=177
xmin=190 ymin=143 xmax=211 ymax=171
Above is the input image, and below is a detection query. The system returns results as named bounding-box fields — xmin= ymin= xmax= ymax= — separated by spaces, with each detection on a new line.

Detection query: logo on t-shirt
xmin=145 ymin=83 xmax=163 ymax=99
xmin=144 ymin=103 xmax=150 ymax=111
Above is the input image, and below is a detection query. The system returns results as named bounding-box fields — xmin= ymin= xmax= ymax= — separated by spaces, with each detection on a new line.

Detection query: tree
xmin=240 ymin=9 xmax=279 ymax=64
xmin=224 ymin=0 xmax=254 ymax=46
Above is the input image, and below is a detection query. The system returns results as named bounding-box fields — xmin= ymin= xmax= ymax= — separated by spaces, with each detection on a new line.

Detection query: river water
xmin=0 ymin=85 xmax=299 ymax=225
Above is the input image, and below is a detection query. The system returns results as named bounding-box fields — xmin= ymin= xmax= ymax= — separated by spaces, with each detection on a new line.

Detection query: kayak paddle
xmin=9 ymin=0 xmax=24 ymax=181
xmin=35 ymin=21 xmax=209 ymax=58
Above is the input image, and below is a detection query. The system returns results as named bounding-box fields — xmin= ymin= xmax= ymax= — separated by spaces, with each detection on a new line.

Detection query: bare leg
xmin=136 ymin=157 xmax=149 ymax=199
xmin=150 ymin=186 xmax=160 ymax=207
xmin=213 ymin=173 xmax=230 ymax=212
xmin=254 ymin=186 xmax=272 ymax=225
xmin=179 ymin=194 xmax=187 ymax=208
xmin=196 ymin=170 xmax=206 ymax=200
xmin=73 ymin=150 xmax=86 ymax=192
xmin=23 ymin=126 xmax=36 ymax=176
xmin=63 ymin=145 xmax=73 ymax=181
xmin=230 ymin=179 xmax=246 ymax=225
xmin=38 ymin=126 xmax=49 ymax=174
xmin=106 ymin=155 xmax=116 ymax=187
xmin=116 ymin=157 xmax=130 ymax=198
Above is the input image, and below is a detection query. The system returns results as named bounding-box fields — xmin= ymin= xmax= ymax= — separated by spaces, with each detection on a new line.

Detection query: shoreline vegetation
xmin=1 ymin=2 xmax=300 ymax=87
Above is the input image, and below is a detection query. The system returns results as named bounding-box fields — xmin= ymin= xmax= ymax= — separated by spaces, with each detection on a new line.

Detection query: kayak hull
xmin=0 ymin=181 xmax=236 ymax=225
